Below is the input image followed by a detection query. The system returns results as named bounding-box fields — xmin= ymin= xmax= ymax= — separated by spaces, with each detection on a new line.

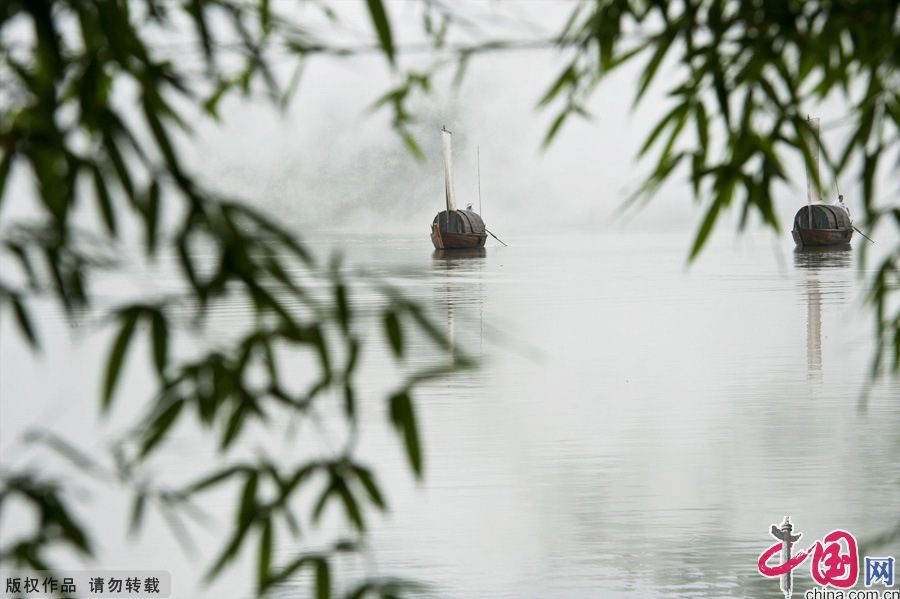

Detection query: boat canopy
xmin=433 ymin=210 xmax=485 ymax=234
xmin=793 ymin=204 xmax=851 ymax=230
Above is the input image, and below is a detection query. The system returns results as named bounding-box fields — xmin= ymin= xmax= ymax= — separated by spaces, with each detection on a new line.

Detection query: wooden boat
xmin=791 ymin=205 xmax=853 ymax=247
xmin=431 ymin=127 xmax=487 ymax=250
xmin=431 ymin=212 xmax=486 ymax=249
xmin=791 ymin=116 xmax=853 ymax=248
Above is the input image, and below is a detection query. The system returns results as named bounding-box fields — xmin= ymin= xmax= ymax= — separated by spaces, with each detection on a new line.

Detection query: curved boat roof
xmin=433 ymin=209 xmax=486 ymax=234
xmin=793 ymin=204 xmax=851 ymax=230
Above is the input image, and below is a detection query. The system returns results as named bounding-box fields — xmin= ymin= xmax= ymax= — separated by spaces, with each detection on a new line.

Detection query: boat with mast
xmin=430 ymin=127 xmax=488 ymax=250
xmin=791 ymin=116 xmax=853 ymax=248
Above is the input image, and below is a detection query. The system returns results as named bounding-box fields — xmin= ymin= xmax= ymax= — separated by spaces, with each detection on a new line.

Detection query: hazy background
xmin=2 ymin=2 xmax=898 ymax=598
xmin=184 ymin=2 xmax=883 ymax=239
xmin=183 ymin=2 xmax=896 ymax=244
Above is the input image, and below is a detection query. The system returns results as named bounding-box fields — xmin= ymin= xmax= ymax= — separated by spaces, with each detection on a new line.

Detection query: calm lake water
xmin=2 ymin=231 xmax=899 ymax=598
xmin=273 ymin=231 xmax=900 ymax=598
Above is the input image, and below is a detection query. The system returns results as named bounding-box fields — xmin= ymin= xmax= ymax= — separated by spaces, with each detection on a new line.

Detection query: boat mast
xmin=805 ymin=116 xmax=820 ymax=229
xmin=477 ymin=145 xmax=482 ymax=216
xmin=441 ymin=126 xmax=457 ymax=214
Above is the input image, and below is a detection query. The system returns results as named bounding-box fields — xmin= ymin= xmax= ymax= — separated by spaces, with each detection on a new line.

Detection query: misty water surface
xmin=304 ymin=233 xmax=900 ymax=599
xmin=2 ymin=231 xmax=899 ymax=599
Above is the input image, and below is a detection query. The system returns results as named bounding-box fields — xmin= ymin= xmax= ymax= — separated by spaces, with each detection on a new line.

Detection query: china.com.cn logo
xmin=757 ymin=516 xmax=897 ymax=598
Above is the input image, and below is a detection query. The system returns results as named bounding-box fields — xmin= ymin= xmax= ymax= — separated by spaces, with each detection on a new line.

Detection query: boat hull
xmin=792 ymin=227 xmax=853 ymax=248
xmin=431 ymin=224 xmax=486 ymax=249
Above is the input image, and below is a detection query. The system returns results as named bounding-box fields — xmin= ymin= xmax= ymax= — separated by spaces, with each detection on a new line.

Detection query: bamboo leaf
xmin=11 ymin=295 xmax=38 ymax=349
xmin=712 ymin=60 xmax=730 ymax=125
xmin=315 ymin=558 xmax=330 ymax=599
xmin=203 ymin=81 xmax=230 ymax=121
xmin=23 ymin=430 xmax=106 ymax=476
xmin=335 ymin=477 xmax=364 ymax=531
xmin=150 ymin=310 xmax=167 ymax=376
xmin=281 ymin=463 xmax=318 ymax=497
xmin=103 ymin=132 xmax=135 ymax=201
xmin=638 ymin=102 xmax=684 ymax=158
xmin=538 ymin=64 xmax=576 ymax=108
xmin=659 ymin=103 xmax=689 ymax=162
xmin=6 ymin=242 xmax=37 ymax=288
xmin=41 ymin=491 xmax=92 ymax=554
xmin=383 ymin=310 xmax=403 ymax=357
xmin=265 ymin=554 xmax=316 ymax=589
xmin=92 ymin=165 xmax=117 ymax=236
xmin=312 ymin=476 xmax=334 ymax=523
xmin=145 ymin=179 xmax=160 ymax=255
xmin=0 ymin=145 xmax=13 ymax=210
xmin=221 ymin=401 xmax=248 ymax=449
xmin=690 ymin=196 xmax=724 ymax=261
xmin=334 ymin=282 xmax=350 ymax=333
xmin=635 ymin=32 xmax=674 ymax=105
xmin=695 ymin=101 xmax=709 ymax=159
xmin=140 ymin=398 xmax=184 ymax=457
xmin=343 ymin=382 xmax=356 ymax=419
xmin=238 ymin=472 xmax=259 ymax=525
xmin=226 ymin=203 xmax=313 ymax=265
xmin=280 ymin=59 xmax=305 ymax=110
xmin=353 ymin=465 xmax=386 ymax=510
xmin=206 ymin=516 xmax=254 ymax=581
xmin=102 ymin=309 xmax=139 ymax=412
xmin=188 ymin=0 xmax=213 ymax=60
xmin=259 ymin=0 xmax=271 ymax=31
xmin=366 ymin=0 xmax=394 ymax=66
xmin=258 ymin=518 xmax=272 ymax=593
xmin=183 ymin=464 xmax=253 ymax=495
xmin=129 ymin=492 xmax=146 ymax=536
xmin=402 ymin=132 xmax=425 ymax=162
xmin=389 ymin=392 xmax=422 ymax=478
xmin=143 ymin=98 xmax=180 ymax=175
xmin=542 ymin=110 xmax=568 ymax=148
xmin=400 ymin=301 xmax=449 ymax=350
xmin=862 ymin=149 xmax=880 ymax=213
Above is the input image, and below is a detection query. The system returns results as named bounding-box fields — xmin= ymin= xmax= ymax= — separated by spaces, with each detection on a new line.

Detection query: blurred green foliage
xmin=1 ymin=0 xmax=898 ymax=596
xmin=540 ymin=1 xmax=898 ymax=381
xmin=0 ymin=1 xmax=466 ymax=596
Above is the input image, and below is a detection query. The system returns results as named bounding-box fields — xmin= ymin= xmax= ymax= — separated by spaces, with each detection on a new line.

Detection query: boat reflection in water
xmin=794 ymin=246 xmax=851 ymax=381
xmin=431 ymin=247 xmax=487 ymax=261
xmin=432 ymin=246 xmax=486 ymax=358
